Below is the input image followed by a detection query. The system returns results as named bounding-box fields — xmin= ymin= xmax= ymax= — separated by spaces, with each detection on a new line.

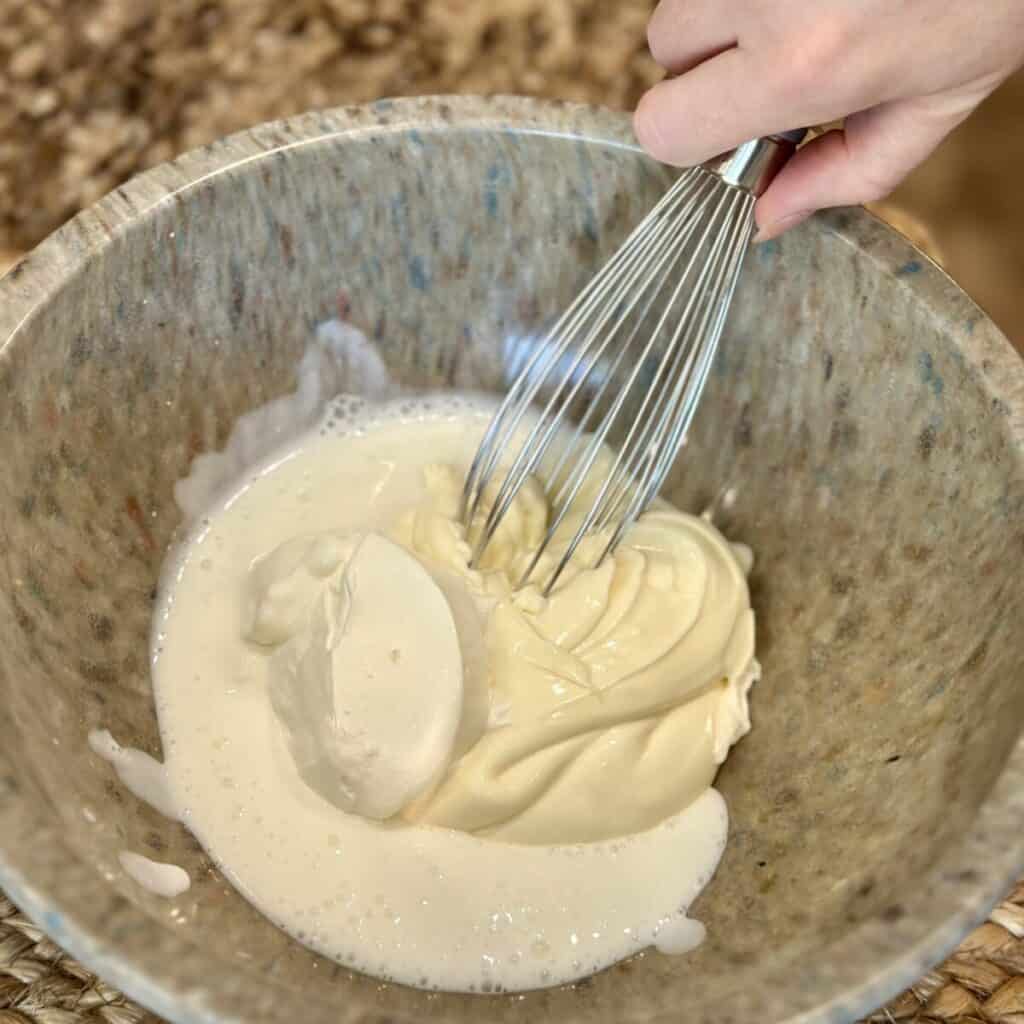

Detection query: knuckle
xmin=779 ymin=15 xmax=856 ymax=99
xmin=853 ymin=165 xmax=900 ymax=203
xmin=846 ymin=139 xmax=903 ymax=202
xmin=646 ymin=0 xmax=682 ymax=66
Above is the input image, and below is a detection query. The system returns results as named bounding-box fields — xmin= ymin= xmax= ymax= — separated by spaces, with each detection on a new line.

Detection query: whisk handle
xmin=710 ymin=129 xmax=807 ymax=196
xmin=771 ymin=128 xmax=809 ymax=146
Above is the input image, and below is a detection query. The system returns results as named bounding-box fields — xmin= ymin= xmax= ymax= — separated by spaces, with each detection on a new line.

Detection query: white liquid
xmin=88 ymin=729 xmax=179 ymax=821
xmin=150 ymin=394 xmax=735 ymax=992
xmin=118 ymin=851 xmax=191 ymax=898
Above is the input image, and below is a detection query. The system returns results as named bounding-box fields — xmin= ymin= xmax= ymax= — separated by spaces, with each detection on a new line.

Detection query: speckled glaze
xmin=0 ymin=96 xmax=1022 ymax=1024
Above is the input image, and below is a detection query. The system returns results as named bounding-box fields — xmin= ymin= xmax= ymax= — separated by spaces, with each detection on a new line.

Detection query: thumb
xmin=754 ymin=96 xmax=971 ymax=240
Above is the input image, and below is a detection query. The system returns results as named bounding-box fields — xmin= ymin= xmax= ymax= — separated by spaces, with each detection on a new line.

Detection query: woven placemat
xmin=0 ymin=895 xmax=158 ymax=1024
xmin=1 ymin=885 xmax=1022 ymax=1023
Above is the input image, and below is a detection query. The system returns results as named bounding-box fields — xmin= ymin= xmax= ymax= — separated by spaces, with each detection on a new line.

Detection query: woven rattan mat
xmin=1 ymin=887 xmax=1022 ymax=1024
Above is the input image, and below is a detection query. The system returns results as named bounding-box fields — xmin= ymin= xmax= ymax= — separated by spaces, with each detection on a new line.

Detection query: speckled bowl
xmin=0 ymin=97 xmax=1023 ymax=1024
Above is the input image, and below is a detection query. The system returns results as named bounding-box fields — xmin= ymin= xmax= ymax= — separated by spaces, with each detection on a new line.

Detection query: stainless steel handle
xmin=707 ymin=129 xmax=807 ymax=196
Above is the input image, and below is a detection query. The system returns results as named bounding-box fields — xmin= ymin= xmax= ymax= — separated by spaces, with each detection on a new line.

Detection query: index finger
xmin=634 ymin=47 xmax=803 ymax=166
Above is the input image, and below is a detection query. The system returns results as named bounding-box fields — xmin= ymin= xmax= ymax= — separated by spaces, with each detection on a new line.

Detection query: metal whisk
xmin=461 ymin=130 xmax=806 ymax=594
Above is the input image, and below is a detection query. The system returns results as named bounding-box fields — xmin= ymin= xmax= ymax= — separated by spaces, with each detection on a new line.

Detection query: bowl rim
xmin=1 ymin=93 xmax=1023 ymax=1024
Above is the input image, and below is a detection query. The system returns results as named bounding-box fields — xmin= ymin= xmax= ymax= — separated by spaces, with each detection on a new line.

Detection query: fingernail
xmin=753 ymin=211 xmax=810 ymax=243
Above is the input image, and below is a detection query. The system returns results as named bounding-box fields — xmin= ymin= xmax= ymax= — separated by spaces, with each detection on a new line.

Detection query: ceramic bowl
xmin=1 ymin=97 xmax=1022 ymax=1024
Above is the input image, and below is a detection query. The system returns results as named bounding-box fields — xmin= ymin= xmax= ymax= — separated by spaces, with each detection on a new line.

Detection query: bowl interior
xmin=1 ymin=99 xmax=1023 ymax=1024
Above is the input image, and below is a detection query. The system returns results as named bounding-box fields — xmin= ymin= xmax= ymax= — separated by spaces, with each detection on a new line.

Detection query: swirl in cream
xmin=395 ymin=463 xmax=758 ymax=843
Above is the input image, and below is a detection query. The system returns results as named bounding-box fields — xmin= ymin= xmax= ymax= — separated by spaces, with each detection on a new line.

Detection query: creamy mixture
xmin=117 ymin=851 xmax=191 ymax=899
xmin=96 ymin=325 xmax=759 ymax=993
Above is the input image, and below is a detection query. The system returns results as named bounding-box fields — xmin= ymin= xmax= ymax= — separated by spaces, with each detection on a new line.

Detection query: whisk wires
xmin=461 ymin=166 xmax=757 ymax=595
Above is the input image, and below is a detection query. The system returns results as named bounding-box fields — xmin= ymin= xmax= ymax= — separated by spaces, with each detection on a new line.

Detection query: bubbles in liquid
xmin=152 ymin=383 xmax=729 ymax=996
xmin=317 ymin=391 xmax=496 ymax=442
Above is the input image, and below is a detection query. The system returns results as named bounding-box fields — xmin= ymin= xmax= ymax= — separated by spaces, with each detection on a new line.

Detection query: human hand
xmin=634 ymin=0 xmax=1024 ymax=238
